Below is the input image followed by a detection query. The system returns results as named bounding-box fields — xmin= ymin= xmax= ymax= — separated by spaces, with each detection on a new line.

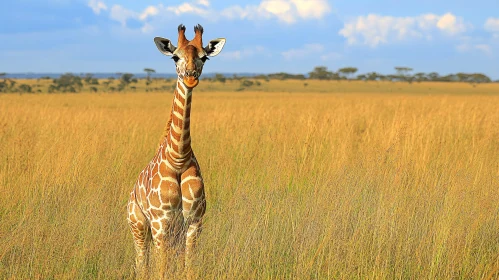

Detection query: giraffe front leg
xmin=185 ymin=220 xmax=203 ymax=270
xmin=127 ymin=192 xmax=151 ymax=279
xmin=150 ymin=212 xmax=181 ymax=280
xmin=148 ymin=178 xmax=183 ymax=279
xmin=181 ymin=160 xmax=206 ymax=277
xmin=150 ymin=223 xmax=168 ymax=280
xmin=149 ymin=209 xmax=182 ymax=279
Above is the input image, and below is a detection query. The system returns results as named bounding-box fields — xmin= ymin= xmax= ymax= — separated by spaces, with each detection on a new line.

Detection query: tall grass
xmin=1 ymin=82 xmax=498 ymax=279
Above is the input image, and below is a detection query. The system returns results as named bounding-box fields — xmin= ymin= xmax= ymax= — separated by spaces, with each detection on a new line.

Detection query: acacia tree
xmin=413 ymin=72 xmax=427 ymax=82
xmin=366 ymin=72 xmax=379 ymax=81
xmin=144 ymin=68 xmax=155 ymax=82
xmin=50 ymin=73 xmax=83 ymax=93
xmin=394 ymin=67 xmax=413 ymax=82
xmin=144 ymin=68 xmax=156 ymax=91
xmin=119 ymin=73 xmax=137 ymax=91
xmin=308 ymin=66 xmax=333 ymax=80
xmin=338 ymin=67 xmax=358 ymax=80
xmin=470 ymin=73 xmax=491 ymax=83
xmin=427 ymin=72 xmax=440 ymax=81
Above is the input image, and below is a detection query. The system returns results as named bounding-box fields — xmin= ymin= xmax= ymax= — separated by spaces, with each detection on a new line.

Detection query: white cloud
xmin=291 ymin=0 xmax=329 ymax=19
xmin=281 ymin=44 xmax=324 ymax=60
xmin=196 ymin=0 xmax=210 ymax=7
xmin=259 ymin=0 xmax=294 ymax=23
xmin=166 ymin=3 xmax=210 ymax=16
xmin=88 ymin=0 xmax=107 ymax=15
xmin=436 ymin=13 xmax=466 ymax=35
xmin=339 ymin=13 xmax=469 ymax=47
xmin=222 ymin=0 xmax=330 ymax=24
xmin=109 ymin=5 xmax=137 ymax=27
xmin=417 ymin=14 xmax=439 ymax=30
xmin=109 ymin=5 xmax=140 ymax=26
xmin=456 ymin=43 xmax=492 ymax=56
xmin=106 ymin=2 xmax=214 ymax=31
xmin=102 ymin=0 xmax=330 ymax=33
xmin=108 ymin=4 xmax=169 ymax=28
xmin=139 ymin=6 xmax=159 ymax=21
xmin=475 ymin=44 xmax=492 ymax=55
xmin=104 ymin=0 xmax=331 ymax=27
xmin=485 ymin=18 xmax=499 ymax=37
xmin=220 ymin=6 xmax=259 ymax=21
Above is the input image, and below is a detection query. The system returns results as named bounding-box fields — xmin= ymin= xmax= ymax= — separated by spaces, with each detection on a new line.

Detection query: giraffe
xmin=127 ymin=24 xmax=225 ymax=279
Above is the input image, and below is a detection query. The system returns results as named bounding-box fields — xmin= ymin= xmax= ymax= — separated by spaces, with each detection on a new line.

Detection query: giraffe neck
xmin=165 ymin=79 xmax=193 ymax=169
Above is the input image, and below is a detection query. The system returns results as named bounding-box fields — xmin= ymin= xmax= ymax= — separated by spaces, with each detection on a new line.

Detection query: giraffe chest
xmin=143 ymin=161 xmax=183 ymax=210
xmin=133 ymin=168 xmax=171 ymax=216
xmin=133 ymin=144 xmax=202 ymax=224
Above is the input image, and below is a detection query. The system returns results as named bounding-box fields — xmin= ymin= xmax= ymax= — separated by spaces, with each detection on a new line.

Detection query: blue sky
xmin=1 ymin=0 xmax=499 ymax=78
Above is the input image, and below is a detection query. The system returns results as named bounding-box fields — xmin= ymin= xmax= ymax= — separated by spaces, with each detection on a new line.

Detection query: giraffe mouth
xmin=183 ymin=76 xmax=199 ymax=88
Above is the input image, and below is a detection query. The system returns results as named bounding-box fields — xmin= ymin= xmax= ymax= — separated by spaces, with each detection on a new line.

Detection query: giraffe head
xmin=154 ymin=24 xmax=226 ymax=88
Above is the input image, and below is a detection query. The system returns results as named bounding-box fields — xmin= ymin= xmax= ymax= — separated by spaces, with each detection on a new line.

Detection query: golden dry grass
xmin=0 ymin=81 xmax=498 ymax=279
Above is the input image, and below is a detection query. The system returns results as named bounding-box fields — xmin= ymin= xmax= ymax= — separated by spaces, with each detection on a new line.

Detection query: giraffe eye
xmin=172 ymin=55 xmax=180 ymax=63
xmin=201 ymin=56 xmax=209 ymax=62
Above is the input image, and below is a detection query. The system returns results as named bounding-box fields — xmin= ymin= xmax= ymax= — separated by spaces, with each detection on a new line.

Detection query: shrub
xmin=51 ymin=73 xmax=83 ymax=93
xmin=18 ymin=84 xmax=32 ymax=93
xmin=241 ymin=80 xmax=254 ymax=87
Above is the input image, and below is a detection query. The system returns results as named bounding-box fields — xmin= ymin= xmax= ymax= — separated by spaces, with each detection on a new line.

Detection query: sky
xmin=1 ymin=0 xmax=499 ymax=79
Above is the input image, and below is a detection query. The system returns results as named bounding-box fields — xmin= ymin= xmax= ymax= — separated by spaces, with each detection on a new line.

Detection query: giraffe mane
xmin=160 ymin=106 xmax=174 ymax=145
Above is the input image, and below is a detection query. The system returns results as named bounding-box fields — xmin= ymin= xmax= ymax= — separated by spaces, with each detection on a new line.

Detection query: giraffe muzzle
xmin=183 ymin=75 xmax=199 ymax=88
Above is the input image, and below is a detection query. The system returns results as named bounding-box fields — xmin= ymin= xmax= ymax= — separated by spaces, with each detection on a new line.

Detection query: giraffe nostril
xmin=186 ymin=70 xmax=198 ymax=77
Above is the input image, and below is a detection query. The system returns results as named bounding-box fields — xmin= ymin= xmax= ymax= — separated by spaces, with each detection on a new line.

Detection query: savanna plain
xmin=0 ymin=80 xmax=498 ymax=279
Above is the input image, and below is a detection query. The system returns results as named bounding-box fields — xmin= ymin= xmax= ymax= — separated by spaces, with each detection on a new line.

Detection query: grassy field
xmin=0 ymin=80 xmax=498 ymax=279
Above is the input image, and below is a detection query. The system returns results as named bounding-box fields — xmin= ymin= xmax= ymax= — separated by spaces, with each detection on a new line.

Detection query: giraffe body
xmin=127 ymin=24 xmax=225 ymax=279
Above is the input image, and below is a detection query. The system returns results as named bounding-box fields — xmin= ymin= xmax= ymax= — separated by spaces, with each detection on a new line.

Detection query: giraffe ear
xmin=154 ymin=37 xmax=177 ymax=56
xmin=204 ymin=38 xmax=226 ymax=57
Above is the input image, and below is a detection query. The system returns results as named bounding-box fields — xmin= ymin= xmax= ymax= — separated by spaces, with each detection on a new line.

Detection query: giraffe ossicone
xmin=127 ymin=24 xmax=225 ymax=279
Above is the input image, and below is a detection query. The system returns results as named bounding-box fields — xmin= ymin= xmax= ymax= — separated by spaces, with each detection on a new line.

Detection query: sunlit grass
xmin=0 ymin=81 xmax=498 ymax=279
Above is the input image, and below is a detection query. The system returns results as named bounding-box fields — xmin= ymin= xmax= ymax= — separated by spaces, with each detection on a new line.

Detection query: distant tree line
xmin=305 ymin=66 xmax=494 ymax=84
xmin=0 ymin=66 xmax=497 ymax=94
xmin=205 ymin=66 xmax=496 ymax=85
